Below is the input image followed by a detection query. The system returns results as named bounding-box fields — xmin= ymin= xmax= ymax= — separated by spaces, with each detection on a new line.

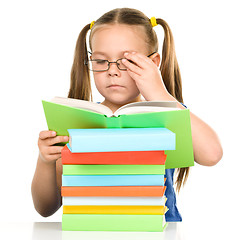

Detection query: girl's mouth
xmin=108 ymin=84 xmax=123 ymax=88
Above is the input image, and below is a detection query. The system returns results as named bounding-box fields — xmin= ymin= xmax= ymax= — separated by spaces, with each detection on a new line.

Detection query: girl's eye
xmin=95 ymin=59 xmax=107 ymax=64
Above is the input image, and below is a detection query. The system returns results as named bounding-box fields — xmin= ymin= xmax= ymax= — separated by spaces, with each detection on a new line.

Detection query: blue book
xmin=62 ymin=174 xmax=165 ymax=186
xmin=68 ymin=128 xmax=175 ymax=153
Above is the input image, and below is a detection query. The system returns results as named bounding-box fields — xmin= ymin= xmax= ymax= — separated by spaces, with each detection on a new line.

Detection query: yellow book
xmin=63 ymin=205 xmax=168 ymax=215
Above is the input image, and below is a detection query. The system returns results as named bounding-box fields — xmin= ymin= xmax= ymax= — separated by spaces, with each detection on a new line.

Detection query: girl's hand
xmin=38 ymin=130 xmax=69 ymax=164
xmin=122 ymin=51 xmax=172 ymax=101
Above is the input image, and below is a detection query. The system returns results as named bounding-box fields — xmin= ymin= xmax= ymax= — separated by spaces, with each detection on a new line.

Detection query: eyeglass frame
xmin=84 ymin=51 xmax=157 ymax=72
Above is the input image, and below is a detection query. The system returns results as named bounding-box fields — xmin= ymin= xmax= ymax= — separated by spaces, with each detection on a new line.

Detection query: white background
xmin=0 ymin=0 xmax=233 ymax=239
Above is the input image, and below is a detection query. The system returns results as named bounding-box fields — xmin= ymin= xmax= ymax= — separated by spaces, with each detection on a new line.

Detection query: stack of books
xmin=61 ymin=127 xmax=176 ymax=232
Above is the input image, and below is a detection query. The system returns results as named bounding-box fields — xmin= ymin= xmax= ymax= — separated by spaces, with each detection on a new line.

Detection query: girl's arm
xmin=31 ymin=155 xmax=62 ymax=217
xmin=31 ymin=131 xmax=68 ymax=217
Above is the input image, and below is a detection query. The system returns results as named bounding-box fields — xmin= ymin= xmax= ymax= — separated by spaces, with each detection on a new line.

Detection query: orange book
xmin=63 ymin=205 xmax=168 ymax=215
xmin=61 ymin=145 xmax=166 ymax=165
xmin=61 ymin=186 xmax=166 ymax=197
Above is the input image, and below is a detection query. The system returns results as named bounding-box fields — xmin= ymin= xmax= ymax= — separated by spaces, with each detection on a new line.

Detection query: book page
xmin=116 ymin=101 xmax=178 ymax=112
xmin=113 ymin=106 xmax=180 ymax=117
xmin=51 ymin=96 xmax=113 ymax=116
xmin=50 ymin=97 xmax=179 ymax=117
xmin=114 ymin=101 xmax=179 ymax=116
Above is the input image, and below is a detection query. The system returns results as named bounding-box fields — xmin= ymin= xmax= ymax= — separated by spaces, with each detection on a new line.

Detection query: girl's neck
xmin=101 ymin=95 xmax=143 ymax=113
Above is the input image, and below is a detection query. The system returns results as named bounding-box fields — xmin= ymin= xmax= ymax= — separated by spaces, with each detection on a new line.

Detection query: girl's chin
xmin=107 ymin=97 xmax=141 ymax=106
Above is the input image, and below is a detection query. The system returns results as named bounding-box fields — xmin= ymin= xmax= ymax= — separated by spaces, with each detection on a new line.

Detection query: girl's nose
xmin=107 ymin=62 xmax=121 ymax=77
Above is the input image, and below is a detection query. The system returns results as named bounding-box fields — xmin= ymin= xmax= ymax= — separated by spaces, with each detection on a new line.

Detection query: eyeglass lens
xmin=89 ymin=59 xmax=127 ymax=71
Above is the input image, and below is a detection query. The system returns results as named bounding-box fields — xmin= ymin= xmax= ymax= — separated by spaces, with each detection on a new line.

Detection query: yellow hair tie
xmin=90 ymin=21 xmax=95 ymax=29
xmin=150 ymin=17 xmax=157 ymax=27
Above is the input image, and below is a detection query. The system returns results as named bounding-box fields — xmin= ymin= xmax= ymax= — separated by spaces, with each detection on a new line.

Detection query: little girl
xmin=31 ymin=8 xmax=223 ymax=220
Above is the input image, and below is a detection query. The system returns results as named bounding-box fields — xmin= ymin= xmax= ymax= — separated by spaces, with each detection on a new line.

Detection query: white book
xmin=62 ymin=196 xmax=166 ymax=206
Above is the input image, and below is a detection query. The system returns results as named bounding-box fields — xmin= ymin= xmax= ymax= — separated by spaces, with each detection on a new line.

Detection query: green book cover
xmin=63 ymin=164 xmax=165 ymax=175
xmin=62 ymin=214 xmax=167 ymax=232
xmin=42 ymin=98 xmax=194 ymax=169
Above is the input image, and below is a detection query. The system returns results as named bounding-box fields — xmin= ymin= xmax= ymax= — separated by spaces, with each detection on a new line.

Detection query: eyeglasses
xmin=85 ymin=51 xmax=156 ymax=72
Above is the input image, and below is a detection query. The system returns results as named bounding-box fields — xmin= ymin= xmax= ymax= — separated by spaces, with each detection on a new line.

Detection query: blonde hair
xmin=68 ymin=8 xmax=189 ymax=191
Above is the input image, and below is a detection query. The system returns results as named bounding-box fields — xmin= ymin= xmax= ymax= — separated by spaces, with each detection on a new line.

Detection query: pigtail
xmin=157 ymin=18 xmax=189 ymax=192
xmin=156 ymin=19 xmax=182 ymax=102
xmin=68 ymin=23 xmax=93 ymax=101
xmin=175 ymin=167 xmax=190 ymax=192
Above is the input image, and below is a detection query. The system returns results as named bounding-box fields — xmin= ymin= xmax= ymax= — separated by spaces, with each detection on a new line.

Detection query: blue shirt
xmin=96 ymin=101 xmax=182 ymax=222
xmin=164 ymin=169 xmax=182 ymax=221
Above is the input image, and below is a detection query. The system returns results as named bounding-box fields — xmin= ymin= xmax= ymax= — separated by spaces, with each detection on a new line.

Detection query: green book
xmin=63 ymin=164 xmax=165 ymax=175
xmin=42 ymin=97 xmax=194 ymax=169
xmin=62 ymin=214 xmax=167 ymax=232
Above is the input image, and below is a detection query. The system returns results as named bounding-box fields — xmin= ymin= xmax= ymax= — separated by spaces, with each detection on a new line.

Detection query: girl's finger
xmin=46 ymin=153 xmax=62 ymax=162
xmin=47 ymin=135 xmax=69 ymax=146
xmin=124 ymin=52 xmax=149 ymax=69
xmin=39 ymin=130 xmax=56 ymax=140
xmin=134 ymin=52 xmax=156 ymax=65
xmin=121 ymin=58 xmax=142 ymax=76
xmin=48 ymin=146 xmax=64 ymax=155
xmin=126 ymin=68 xmax=142 ymax=82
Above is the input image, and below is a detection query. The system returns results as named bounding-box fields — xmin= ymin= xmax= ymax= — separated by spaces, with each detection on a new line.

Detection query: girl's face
xmin=90 ymin=24 xmax=149 ymax=106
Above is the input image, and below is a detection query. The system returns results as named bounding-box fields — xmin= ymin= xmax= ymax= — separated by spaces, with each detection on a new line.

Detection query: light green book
xmin=63 ymin=164 xmax=165 ymax=175
xmin=62 ymin=214 xmax=167 ymax=232
xmin=42 ymin=97 xmax=194 ymax=169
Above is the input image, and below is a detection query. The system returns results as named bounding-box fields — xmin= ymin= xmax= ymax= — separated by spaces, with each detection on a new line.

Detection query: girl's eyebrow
xmin=92 ymin=51 xmax=108 ymax=57
xmin=92 ymin=50 xmax=135 ymax=58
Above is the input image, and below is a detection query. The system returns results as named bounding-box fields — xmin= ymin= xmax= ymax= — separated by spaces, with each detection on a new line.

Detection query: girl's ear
xmin=150 ymin=52 xmax=160 ymax=67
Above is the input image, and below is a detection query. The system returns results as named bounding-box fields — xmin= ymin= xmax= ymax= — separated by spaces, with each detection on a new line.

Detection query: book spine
xmin=61 ymin=186 xmax=166 ymax=197
xmin=61 ymin=144 xmax=167 ymax=165
xmin=62 ymin=214 xmax=167 ymax=231
xmin=62 ymin=164 xmax=165 ymax=175
xmin=68 ymin=128 xmax=175 ymax=153
xmin=63 ymin=196 xmax=166 ymax=206
xmin=63 ymin=205 xmax=166 ymax=215
xmin=105 ymin=115 xmax=121 ymax=128
xmin=62 ymin=175 xmax=165 ymax=187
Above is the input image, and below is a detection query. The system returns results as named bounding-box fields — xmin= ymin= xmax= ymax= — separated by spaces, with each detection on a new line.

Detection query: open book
xmin=42 ymin=96 xmax=194 ymax=169
xmin=50 ymin=96 xmax=179 ymax=117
